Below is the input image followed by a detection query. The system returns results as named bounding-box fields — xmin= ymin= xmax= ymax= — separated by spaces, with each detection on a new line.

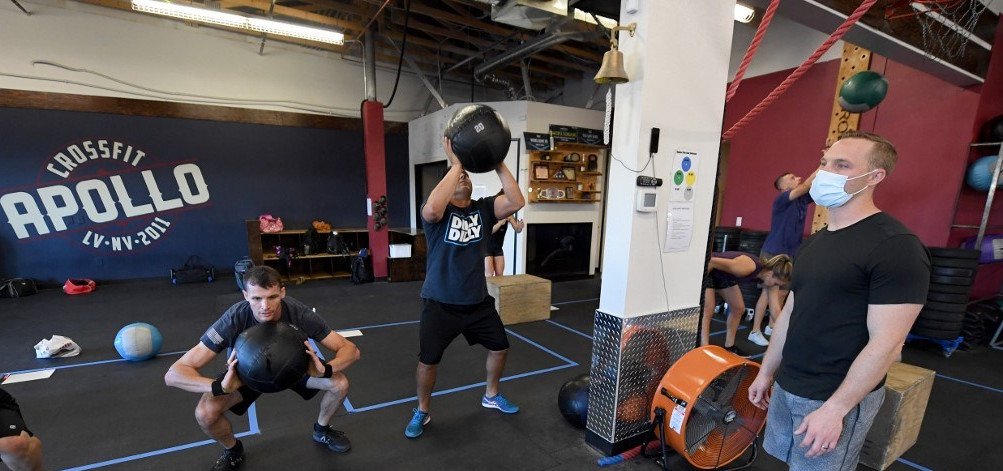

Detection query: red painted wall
xmin=720 ymin=55 xmax=979 ymax=248
xmin=720 ymin=60 xmax=837 ymax=233
xmin=949 ymin=13 xmax=1003 ymax=299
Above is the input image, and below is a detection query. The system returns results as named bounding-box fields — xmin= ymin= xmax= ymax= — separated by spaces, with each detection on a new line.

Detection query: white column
xmin=600 ymin=0 xmax=734 ymax=317
xmin=586 ymin=0 xmax=735 ymax=455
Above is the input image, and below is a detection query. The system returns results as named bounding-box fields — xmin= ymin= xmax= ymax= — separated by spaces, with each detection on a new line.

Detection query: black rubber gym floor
xmin=1 ymin=277 xmax=1000 ymax=471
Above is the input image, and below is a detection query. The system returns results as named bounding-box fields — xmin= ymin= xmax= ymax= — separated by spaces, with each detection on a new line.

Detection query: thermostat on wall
xmin=636 ymin=189 xmax=658 ymax=212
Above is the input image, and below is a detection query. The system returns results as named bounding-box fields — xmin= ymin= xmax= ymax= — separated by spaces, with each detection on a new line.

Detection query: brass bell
xmin=594 ymin=40 xmax=628 ymax=84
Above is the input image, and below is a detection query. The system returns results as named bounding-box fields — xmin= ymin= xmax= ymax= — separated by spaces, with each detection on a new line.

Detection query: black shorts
xmin=702 ymin=274 xmax=738 ymax=291
xmin=419 ymin=296 xmax=510 ymax=365
xmin=487 ymin=245 xmax=504 ymax=257
xmin=0 ymin=388 xmax=32 ymax=439
xmin=217 ymin=372 xmax=319 ymax=416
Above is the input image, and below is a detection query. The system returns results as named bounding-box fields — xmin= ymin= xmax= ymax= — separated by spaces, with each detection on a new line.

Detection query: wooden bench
xmin=486 ymin=274 xmax=552 ymax=325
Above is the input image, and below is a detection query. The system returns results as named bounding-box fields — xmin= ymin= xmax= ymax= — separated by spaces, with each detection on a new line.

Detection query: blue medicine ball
xmin=114 ymin=322 xmax=163 ymax=361
xmin=965 ymin=155 xmax=1003 ymax=191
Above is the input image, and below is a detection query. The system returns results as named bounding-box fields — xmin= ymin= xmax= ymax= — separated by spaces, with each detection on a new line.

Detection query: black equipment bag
xmin=0 ymin=278 xmax=38 ymax=298
xmin=234 ymin=257 xmax=255 ymax=291
xmin=300 ymin=227 xmax=320 ymax=255
xmin=171 ymin=256 xmax=215 ymax=284
xmin=327 ymin=232 xmax=349 ymax=255
xmin=350 ymin=248 xmax=374 ymax=284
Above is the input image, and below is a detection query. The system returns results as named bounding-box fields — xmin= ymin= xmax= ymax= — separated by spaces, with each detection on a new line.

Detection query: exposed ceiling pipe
xmin=520 ymin=59 xmax=534 ymax=101
xmin=382 ymin=34 xmax=448 ymax=109
xmin=473 ymin=30 xmax=602 ymax=78
xmin=478 ymin=74 xmax=519 ymax=100
xmin=364 ymin=26 xmax=377 ymax=101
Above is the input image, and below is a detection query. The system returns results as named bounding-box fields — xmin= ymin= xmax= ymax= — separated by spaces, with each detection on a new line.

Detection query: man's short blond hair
xmin=836 ymin=131 xmax=897 ymax=175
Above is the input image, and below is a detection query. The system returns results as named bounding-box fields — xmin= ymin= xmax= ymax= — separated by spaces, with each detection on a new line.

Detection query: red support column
xmin=362 ymin=100 xmax=389 ymax=278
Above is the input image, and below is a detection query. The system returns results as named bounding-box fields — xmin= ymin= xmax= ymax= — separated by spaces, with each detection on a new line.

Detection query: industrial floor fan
xmin=648 ymin=345 xmax=766 ymax=470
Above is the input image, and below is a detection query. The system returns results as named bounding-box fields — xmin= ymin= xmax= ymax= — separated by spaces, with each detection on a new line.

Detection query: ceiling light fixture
xmin=131 ymin=0 xmax=344 ymax=45
xmin=734 ymin=3 xmax=755 ymax=23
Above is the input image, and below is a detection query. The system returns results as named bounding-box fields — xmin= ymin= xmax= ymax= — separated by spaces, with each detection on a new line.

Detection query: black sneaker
xmin=313 ymin=424 xmax=352 ymax=452
xmin=725 ymin=344 xmax=751 ymax=358
xmin=210 ymin=441 xmax=244 ymax=471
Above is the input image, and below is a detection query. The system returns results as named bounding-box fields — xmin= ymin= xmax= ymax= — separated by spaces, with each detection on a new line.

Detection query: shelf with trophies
xmin=527 ymin=143 xmax=605 ymax=203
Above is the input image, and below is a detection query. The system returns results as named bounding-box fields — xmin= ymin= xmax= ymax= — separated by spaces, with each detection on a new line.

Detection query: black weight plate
xmin=926 ymin=291 xmax=970 ymax=303
xmin=914 ymin=317 xmax=964 ymax=331
xmin=931 ymin=266 xmax=976 ymax=278
xmin=922 ymin=301 xmax=969 ymax=313
xmin=930 ymin=275 xmax=975 ymax=286
xmin=918 ymin=308 xmax=967 ymax=322
xmin=931 ymin=257 xmax=980 ymax=269
xmin=909 ymin=325 xmax=963 ymax=340
xmin=927 ymin=247 xmax=981 ymax=259
xmin=927 ymin=283 xmax=973 ymax=294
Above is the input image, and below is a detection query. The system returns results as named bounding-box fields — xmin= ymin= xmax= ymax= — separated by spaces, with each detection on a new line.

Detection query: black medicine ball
xmin=557 ymin=374 xmax=590 ymax=429
xmin=444 ymin=104 xmax=511 ymax=173
xmin=980 ymin=114 xmax=1003 ymax=143
xmin=234 ymin=322 xmax=310 ymax=393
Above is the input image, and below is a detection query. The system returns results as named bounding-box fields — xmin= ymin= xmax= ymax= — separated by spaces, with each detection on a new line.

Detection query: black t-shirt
xmin=421 ymin=196 xmax=498 ymax=305
xmin=777 ymin=212 xmax=930 ymax=400
xmin=200 ymin=296 xmax=333 ymax=353
xmin=489 ymin=219 xmax=508 ymax=252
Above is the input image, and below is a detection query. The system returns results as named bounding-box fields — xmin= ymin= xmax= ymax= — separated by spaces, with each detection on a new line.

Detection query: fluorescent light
xmin=246 ymin=18 xmax=345 ymax=45
xmin=131 ymin=0 xmax=344 ymax=45
xmin=735 ymin=2 xmax=755 ymax=23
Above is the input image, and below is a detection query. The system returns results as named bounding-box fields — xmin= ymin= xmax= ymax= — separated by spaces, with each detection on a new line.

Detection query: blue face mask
xmin=809 ymin=169 xmax=877 ymax=208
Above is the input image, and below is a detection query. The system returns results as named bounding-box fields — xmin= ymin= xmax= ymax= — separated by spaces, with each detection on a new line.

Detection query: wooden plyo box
xmin=859 ymin=362 xmax=935 ymax=470
xmin=486 ymin=274 xmax=552 ymax=325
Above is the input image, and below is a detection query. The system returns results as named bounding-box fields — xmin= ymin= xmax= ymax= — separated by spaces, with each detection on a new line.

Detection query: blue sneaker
xmin=404 ymin=408 xmax=430 ymax=438
xmin=481 ymin=393 xmax=519 ymax=414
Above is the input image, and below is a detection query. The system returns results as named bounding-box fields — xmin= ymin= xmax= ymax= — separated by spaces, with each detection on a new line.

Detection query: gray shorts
xmin=763 ymin=381 xmax=884 ymax=471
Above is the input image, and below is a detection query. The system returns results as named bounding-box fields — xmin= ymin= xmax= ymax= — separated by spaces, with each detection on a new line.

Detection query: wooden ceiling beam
xmin=220 ymin=0 xmax=363 ymax=32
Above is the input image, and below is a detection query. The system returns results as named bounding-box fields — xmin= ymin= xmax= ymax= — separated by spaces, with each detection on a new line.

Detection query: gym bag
xmin=351 ymin=248 xmax=374 ymax=284
xmin=234 ymin=257 xmax=254 ymax=291
xmin=171 ymin=256 xmax=215 ymax=284
xmin=259 ymin=214 xmax=284 ymax=233
xmin=63 ymin=279 xmax=96 ymax=295
xmin=327 ymin=231 xmax=350 ymax=255
xmin=0 ymin=278 xmax=38 ymax=298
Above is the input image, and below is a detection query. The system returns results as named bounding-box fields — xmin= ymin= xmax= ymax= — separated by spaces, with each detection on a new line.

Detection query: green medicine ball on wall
xmin=838 ymin=71 xmax=889 ymax=113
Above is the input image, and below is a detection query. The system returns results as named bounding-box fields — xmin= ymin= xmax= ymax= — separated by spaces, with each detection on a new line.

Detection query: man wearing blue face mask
xmin=747 ymin=131 xmax=930 ymax=471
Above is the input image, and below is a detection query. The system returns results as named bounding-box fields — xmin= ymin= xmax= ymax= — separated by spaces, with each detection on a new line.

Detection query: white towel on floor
xmin=34 ymin=335 xmax=81 ymax=358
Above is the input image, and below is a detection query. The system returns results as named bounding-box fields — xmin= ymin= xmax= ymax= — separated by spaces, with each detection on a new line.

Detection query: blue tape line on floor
xmin=896 ymin=457 xmax=936 ymax=471
xmin=935 ymin=373 xmax=1003 ymax=394
xmin=551 ymin=297 xmax=599 ymax=306
xmin=349 ymin=363 xmax=578 ymax=414
xmin=505 ymin=328 xmax=578 ymax=365
xmin=4 ymin=351 xmax=188 ymax=376
xmin=339 ymin=319 xmax=420 ymax=331
xmin=545 ymin=319 xmax=593 ymax=340
xmin=60 ymin=428 xmax=259 ymax=470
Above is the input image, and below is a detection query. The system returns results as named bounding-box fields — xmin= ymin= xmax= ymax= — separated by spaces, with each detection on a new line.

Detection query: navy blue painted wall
xmin=0 ymin=107 xmax=409 ymax=283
